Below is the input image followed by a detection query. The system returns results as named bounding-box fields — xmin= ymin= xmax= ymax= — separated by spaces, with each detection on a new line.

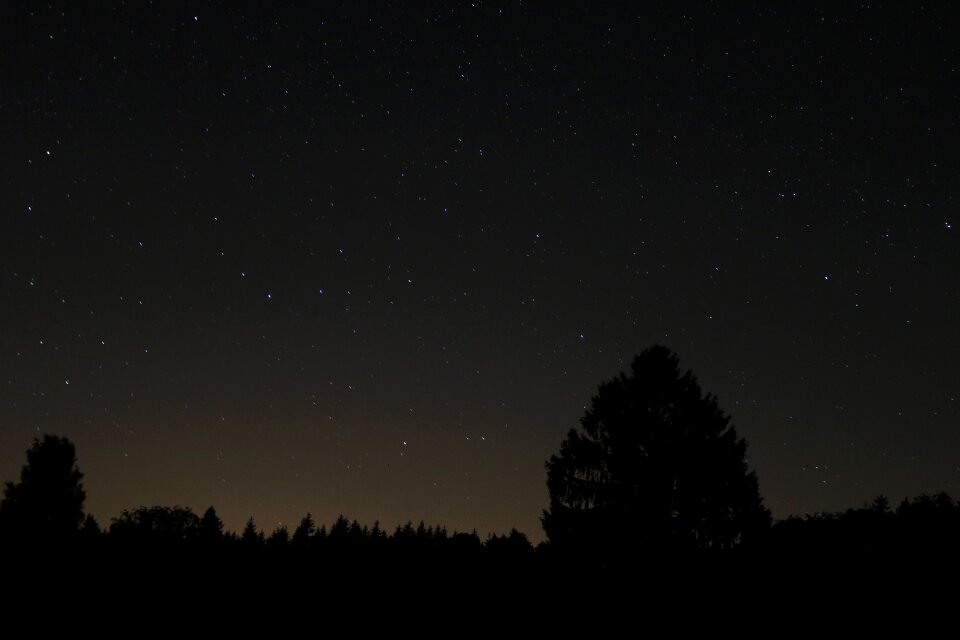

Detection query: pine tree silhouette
xmin=543 ymin=346 xmax=770 ymax=557
xmin=0 ymin=435 xmax=86 ymax=542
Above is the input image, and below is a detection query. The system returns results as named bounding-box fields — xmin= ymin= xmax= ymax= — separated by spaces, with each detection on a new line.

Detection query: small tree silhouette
xmin=241 ymin=516 xmax=264 ymax=548
xmin=871 ymin=495 xmax=890 ymax=513
xmin=0 ymin=434 xmax=86 ymax=541
xmin=292 ymin=513 xmax=316 ymax=550
xmin=543 ymin=346 xmax=770 ymax=556
xmin=266 ymin=525 xmax=290 ymax=550
xmin=199 ymin=505 xmax=224 ymax=544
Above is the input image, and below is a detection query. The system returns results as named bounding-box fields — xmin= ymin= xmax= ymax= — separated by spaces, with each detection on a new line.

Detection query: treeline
xmin=4 ymin=435 xmax=960 ymax=574
xmin=765 ymin=492 xmax=960 ymax=564
xmin=15 ymin=492 xmax=960 ymax=567
xmin=94 ymin=504 xmax=534 ymax=562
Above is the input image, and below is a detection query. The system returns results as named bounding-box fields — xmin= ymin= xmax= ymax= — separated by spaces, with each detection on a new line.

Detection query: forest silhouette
xmin=3 ymin=347 xmax=959 ymax=592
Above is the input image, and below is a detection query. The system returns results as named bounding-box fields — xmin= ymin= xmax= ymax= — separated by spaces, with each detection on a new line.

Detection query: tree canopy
xmin=0 ymin=435 xmax=86 ymax=541
xmin=543 ymin=346 xmax=770 ymax=556
xmin=110 ymin=505 xmax=202 ymax=544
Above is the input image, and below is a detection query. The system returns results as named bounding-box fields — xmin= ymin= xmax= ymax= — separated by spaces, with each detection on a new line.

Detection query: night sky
xmin=2 ymin=2 xmax=957 ymax=541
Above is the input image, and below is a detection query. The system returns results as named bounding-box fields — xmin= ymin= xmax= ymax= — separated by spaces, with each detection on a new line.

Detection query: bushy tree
xmin=543 ymin=346 xmax=769 ymax=555
xmin=0 ymin=435 xmax=86 ymax=541
xmin=109 ymin=505 xmax=201 ymax=544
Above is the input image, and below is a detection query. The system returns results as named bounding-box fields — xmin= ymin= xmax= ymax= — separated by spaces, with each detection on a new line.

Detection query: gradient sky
xmin=1 ymin=2 xmax=957 ymax=541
